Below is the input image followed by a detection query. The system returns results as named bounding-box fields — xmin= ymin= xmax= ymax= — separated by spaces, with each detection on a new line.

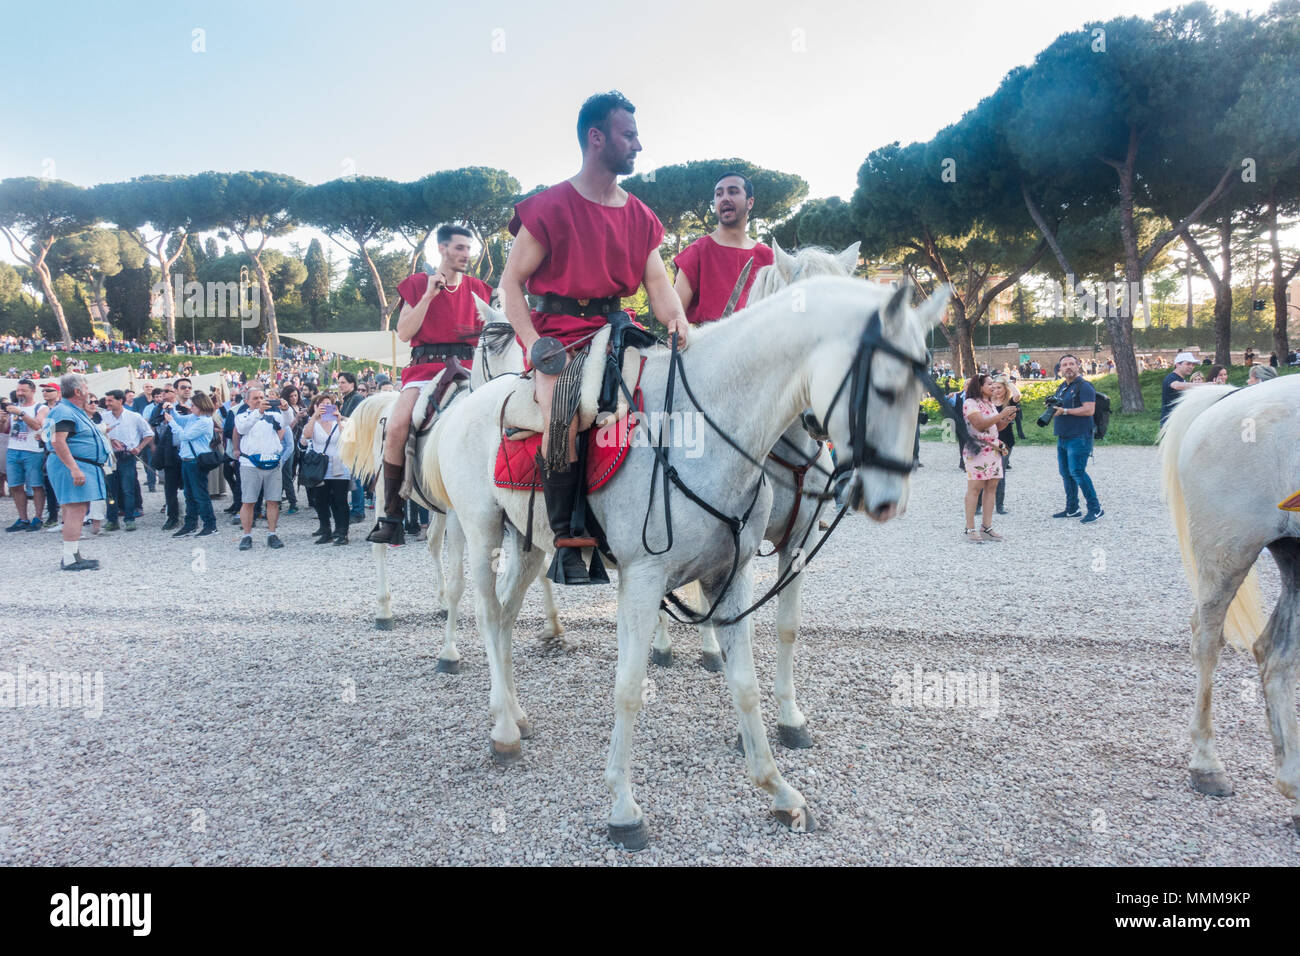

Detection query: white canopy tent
xmin=280 ymin=331 xmax=408 ymax=373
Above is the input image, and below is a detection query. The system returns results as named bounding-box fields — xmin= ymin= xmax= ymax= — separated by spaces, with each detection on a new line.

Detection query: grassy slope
xmin=4 ymin=351 xmax=374 ymax=380
xmin=922 ymin=365 xmax=1296 ymax=446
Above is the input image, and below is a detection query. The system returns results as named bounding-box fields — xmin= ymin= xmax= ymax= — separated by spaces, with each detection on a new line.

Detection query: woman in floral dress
xmin=962 ymin=374 xmax=1018 ymax=543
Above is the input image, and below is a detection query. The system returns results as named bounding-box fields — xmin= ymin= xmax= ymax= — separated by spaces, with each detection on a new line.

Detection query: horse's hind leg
xmin=536 ymin=568 xmax=566 ymax=647
xmin=773 ymin=558 xmax=812 ymax=749
xmin=1257 ymin=539 xmax=1300 ymax=832
xmin=1189 ymin=556 xmax=1257 ymax=797
xmin=373 ymin=540 xmax=394 ymax=630
xmin=427 ymin=509 xmax=448 ymax=611
xmin=435 ymin=511 xmax=465 ymax=674
xmin=651 ymin=610 xmax=674 ymax=667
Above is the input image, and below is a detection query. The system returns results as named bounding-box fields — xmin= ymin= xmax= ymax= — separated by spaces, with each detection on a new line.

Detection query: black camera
xmin=1036 ymin=395 xmax=1063 ymax=428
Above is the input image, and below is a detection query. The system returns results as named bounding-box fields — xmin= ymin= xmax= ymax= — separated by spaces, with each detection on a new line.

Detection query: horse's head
xmin=471 ymin=293 xmax=524 ymax=384
xmin=748 ymin=239 xmax=861 ymax=304
xmin=808 ymin=278 xmax=949 ymax=523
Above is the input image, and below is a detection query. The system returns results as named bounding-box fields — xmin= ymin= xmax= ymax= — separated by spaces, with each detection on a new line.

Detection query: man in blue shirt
xmin=1050 ymin=354 xmax=1103 ymax=523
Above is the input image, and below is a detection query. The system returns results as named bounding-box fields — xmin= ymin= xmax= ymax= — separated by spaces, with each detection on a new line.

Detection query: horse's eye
xmin=873 ymin=384 xmax=899 ymax=404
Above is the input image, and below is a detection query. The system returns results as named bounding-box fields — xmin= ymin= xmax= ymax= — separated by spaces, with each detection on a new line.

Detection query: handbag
xmin=298 ymin=424 xmax=337 ymax=489
xmin=196 ymin=449 xmax=223 ymax=473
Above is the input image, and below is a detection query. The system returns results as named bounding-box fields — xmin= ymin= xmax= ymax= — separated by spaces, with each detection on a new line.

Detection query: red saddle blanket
xmin=494 ymin=373 xmax=644 ymax=493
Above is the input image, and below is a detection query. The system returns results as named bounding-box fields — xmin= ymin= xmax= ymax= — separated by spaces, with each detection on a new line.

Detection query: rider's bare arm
xmin=672 ymin=269 xmax=693 ymax=320
xmin=395 ymin=277 xmax=443 ymax=344
xmin=501 ymin=225 xmax=547 ymax=353
xmin=645 ymin=251 xmax=689 ymax=347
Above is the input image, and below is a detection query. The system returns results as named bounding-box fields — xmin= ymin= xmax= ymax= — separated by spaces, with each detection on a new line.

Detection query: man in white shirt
xmin=1 ymin=378 xmax=49 ymax=531
xmin=101 ymin=389 xmax=153 ymax=532
xmin=234 ymin=385 xmax=286 ymax=550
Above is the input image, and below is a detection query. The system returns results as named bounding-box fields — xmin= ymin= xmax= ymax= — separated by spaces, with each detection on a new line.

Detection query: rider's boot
xmin=544 ymin=466 xmax=596 ymax=586
xmin=366 ymin=461 xmax=407 ymax=545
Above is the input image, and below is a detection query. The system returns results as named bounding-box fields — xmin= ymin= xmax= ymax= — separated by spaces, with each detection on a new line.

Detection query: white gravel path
xmin=1 ymin=443 xmax=1296 ymax=865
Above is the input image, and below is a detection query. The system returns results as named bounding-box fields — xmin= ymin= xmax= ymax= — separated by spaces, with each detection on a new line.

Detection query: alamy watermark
xmin=152 ymin=275 xmax=262 ymax=327
xmin=1046 ymin=275 xmax=1146 ymax=321
xmin=594 ymin=410 xmax=705 ymax=458
xmin=890 ymin=664 xmax=999 ymax=718
xmin=0 ymin=664 xmax=103 ymax=718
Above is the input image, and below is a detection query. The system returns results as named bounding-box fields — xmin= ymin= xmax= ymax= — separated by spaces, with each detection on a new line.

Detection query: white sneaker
xmin=46 ymin=523 xmax=63 ymax=533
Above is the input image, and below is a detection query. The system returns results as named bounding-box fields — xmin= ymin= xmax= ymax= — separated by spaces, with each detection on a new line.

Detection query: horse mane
xmin=479 ymin=321 xmax=517 ymax=357
xmin=749 ymin=245 xmax=854 ymax=303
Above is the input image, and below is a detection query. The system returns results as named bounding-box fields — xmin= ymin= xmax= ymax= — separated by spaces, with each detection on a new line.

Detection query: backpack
xmin=1092 ymin=391 xmax=1111 ymax=440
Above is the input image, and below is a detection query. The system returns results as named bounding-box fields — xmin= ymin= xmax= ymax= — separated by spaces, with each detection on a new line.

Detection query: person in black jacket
xmin=147 ymin=380 xmax=191 ymax=530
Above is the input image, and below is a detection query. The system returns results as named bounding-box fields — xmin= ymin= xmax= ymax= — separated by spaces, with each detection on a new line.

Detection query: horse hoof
xmin=608 ymin=818 xmax=650 ymax=851
xmin=374 ymin=617 xmax=394 ymax=631
xmin=777 ymin=722 xmax=814 ymax=749
xmin=650 ymin=648 xmax=673 ymax=668
xmin=1189 ymin=769 xmax=1234 ymax=797
xmin=515 ymin=718 xmax=534 ymax=740
xmin=772 ymin=806 xmax=816 ymax=834
xmin=435 ymin=658 xmax=461 ymax=674
xmin=734 ymin=733 xmax=745 ymax=755
xmin=698 ymin=652 xmax=724 ymax=673
xmin=490 ymin=740 xmax=522 ymax=765
xmin=1292 ymin=815 xmax=1300 ymax=837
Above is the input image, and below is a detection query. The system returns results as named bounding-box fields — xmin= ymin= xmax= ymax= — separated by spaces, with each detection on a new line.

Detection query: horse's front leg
xmin=650 ymin=609 xmax=674 ymax=667
xmin=1255 ymin=541 xmax=1300 ymax=833
xmin=605 ymin=563 xmax=668 ymax=850
xmin=712 ymin=566 xmax=814 ymax=833
xmin=773 ymin=552 xmax=812 ymax=748
xmin=435 ymin=510 xmax=465 ymax=673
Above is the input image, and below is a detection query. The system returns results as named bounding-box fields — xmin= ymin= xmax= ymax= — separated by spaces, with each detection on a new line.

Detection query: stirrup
xmin=366 ymin=517 xmax=406 ymax=546
xmin=547 ymin=546 xmax=595 ymax=586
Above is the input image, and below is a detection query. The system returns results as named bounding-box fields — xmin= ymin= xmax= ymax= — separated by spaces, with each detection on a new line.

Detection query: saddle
xmin=499 ymin=314 xmax=654 ymax=439
xmin=400 ymin=362 xmax=471 ymax=512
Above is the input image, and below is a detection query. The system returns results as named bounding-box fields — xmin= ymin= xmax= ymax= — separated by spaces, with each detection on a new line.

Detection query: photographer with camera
xmin=234 ymin=385 xmax=287 ymax=550
xmin=1041 ymin=354 xmax=1103 ymax=523
xmin=2 ymin=378 xmax=49 ymax=531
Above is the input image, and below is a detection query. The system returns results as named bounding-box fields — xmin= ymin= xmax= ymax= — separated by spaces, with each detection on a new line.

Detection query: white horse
xmin=427 ymin=275 xmax=946 ymax=848
xmin=649 ymin=240 xmax=860 ymax=752
xmin=1160 ymin=374 xmax=1300 ymax=833
xmin=339 ymin=309 xmax=563 ymax=672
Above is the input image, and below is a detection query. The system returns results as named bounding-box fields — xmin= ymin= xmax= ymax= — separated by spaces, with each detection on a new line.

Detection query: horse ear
xmin=836 ymin=241 xmax=861 ymax=274
xmin=772 ymin=238 xmax=797 ymax=282
xmin=472 ymin=292 xmax=499 ymax=323
xmin=885 ymin=278 xmax=910 ymax=322
xmin=915 ymin=285 xmax=952 ymax=330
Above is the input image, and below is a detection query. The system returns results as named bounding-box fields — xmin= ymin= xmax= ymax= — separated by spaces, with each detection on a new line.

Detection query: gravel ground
xmin=1 ymin=443 xmax=1297 ymax=866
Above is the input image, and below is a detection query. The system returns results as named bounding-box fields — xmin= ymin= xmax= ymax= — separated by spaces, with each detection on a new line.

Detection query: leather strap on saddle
xmin=535 ymin=294 xmax=621 ymax=318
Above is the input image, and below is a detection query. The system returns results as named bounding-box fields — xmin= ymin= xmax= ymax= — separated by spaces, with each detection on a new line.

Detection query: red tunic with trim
xmin=508 ymin=180 xmax=664 ymax=347
xmin=395 ymin=272 xmax=491 ymax=388
xmin=673 ymin=236 xmax=774 ymax=324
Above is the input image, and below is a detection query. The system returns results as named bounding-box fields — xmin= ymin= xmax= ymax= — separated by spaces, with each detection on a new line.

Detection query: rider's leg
xmin=368 ymin=386 xmax=418 ymax=545
xmin=536 ymin=366 xmax=591 ymax=585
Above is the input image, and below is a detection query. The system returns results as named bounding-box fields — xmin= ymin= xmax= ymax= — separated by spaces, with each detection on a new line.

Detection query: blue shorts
xmin=6 ymin=449 xmax=45 ymax=491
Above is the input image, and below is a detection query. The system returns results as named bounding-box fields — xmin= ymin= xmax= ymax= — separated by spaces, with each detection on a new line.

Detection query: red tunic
xmin=508 ymin=180 xmax=664 ymax=346
xmin=672 ymin=236 xmax=774 ymax=324
xmin=395 ymin=272 xmax=491 ymax=387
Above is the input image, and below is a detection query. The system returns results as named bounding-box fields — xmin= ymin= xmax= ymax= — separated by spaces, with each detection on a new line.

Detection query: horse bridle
xmin=639 ymin=305 xmax=973 ymax=627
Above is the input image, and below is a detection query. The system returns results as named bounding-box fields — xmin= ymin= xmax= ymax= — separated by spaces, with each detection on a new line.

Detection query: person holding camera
xmin=166 ymin=391 xmax=219 ymax=537
xmin=300 ymin=392 xmax=352 ymax=545
xmin=2 ymin=378 xmax=49 ymax=531
xmin=234 ymin=385 xmax=287 ymax=550
xmin=1045 ymin=354 xmax=1103 ymax=523
xmin=961 ymin=374 xmax=1017 ymax=543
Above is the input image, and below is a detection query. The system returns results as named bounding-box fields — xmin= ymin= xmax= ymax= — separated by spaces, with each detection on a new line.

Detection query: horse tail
xmin=422 ymin=414 xmax=452 ymax=509
xmin=340 ymin=392 xmax=399 ymax=485
xmin=1159 ymin=387 xmax=1266 ymax=652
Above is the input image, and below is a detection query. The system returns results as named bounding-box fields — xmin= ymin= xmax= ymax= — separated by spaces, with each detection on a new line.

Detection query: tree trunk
xmin=357 ymin=243 xmax=391 ymax=331
xmin=253 ymin=257 xmax=279 ymax=358
xmin=36 ymin=258 xmax=73 ymax=348
xmin=1267 ymin=191 xmax=1291 ymax=361
xmin=1112 ymin=130 xmax=1147 ymax=413
xmin=950 ymin=298 xmax=975 ymax=376
xmin=91 ymin=275 xmax=109 ymax=330
xmin=1213 ymin=217 xmax=1233 ymax=366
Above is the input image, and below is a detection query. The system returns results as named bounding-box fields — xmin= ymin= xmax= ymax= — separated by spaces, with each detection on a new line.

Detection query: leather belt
xmin=534 ymin=294 xmax=621 ymax=318
xmin=411 ymin=343 xmax=474 ymax=364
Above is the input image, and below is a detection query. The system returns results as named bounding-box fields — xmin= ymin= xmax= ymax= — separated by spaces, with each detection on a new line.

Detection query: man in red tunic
xmin=501 ymin=90 xmax=690 ymax=584
xmin=672 ymin=172 xmax=774 ymax=323
xmin=367 ymin=224 xmax=491 ymax=545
